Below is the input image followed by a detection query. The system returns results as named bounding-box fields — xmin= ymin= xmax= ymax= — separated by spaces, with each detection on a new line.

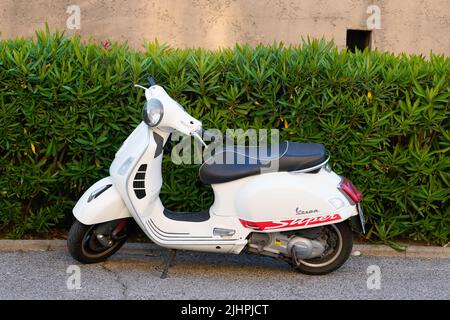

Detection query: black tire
xmin=291 ymin=221 xmax=353 ymax=275
xmin=67 ymin=220 xmax=128 ymax=264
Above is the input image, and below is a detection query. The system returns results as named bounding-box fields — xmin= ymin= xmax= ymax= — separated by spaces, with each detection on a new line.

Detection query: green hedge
xmin=0 ymin=29 xmax=449 ymax=244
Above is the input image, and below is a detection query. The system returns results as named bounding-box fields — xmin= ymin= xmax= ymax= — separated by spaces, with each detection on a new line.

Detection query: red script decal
xmin=239 ymin=214 xmax=342 ymax=231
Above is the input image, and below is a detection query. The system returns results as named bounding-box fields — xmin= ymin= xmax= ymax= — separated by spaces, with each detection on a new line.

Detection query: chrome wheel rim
xmin=299 ymin=224 xmax=343 ymax=268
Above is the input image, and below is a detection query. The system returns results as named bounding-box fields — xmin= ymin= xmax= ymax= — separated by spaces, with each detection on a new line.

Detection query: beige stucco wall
xmin=0 ymin=0 xmax=449 ymax=55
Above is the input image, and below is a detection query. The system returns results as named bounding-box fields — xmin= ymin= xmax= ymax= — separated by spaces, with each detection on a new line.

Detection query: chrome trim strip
xmin=148 ymin=218 xmax=190 ymax=235
xmin=290 ymin=153 xmax=331 ymax=173
xmin=147 ymin=219 xmax=212 ymax=239
xmin=145 ymin=219 xmax=236 ymax=242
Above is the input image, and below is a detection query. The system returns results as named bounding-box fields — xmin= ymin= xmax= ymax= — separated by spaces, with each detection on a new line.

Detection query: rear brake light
xmin=339 ymin=177 xmax=363 ymax=204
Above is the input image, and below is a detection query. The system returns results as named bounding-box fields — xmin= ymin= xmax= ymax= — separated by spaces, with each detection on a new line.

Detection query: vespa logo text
xmin=296 ymin=208 xmax=319 ymax=215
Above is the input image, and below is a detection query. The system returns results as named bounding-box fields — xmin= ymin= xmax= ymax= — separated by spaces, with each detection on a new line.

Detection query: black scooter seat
xmin=199 ymin=141 xmax=326 ymax=184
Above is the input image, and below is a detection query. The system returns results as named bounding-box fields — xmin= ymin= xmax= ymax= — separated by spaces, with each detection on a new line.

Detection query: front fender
xmin=73 ymin=177 xmax=132 ymax=225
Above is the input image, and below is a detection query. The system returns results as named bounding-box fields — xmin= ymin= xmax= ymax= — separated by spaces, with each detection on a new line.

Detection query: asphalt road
xmin=0 ymin=247 xmax=449 ymax=300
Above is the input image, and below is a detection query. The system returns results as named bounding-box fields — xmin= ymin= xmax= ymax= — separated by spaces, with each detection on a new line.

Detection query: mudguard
xmin=73 ymin=177 xmax=132 ymax=225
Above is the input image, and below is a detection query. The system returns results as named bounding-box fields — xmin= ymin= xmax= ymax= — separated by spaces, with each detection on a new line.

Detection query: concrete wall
xmin=0 ymin=0 xmax=449 ymax=55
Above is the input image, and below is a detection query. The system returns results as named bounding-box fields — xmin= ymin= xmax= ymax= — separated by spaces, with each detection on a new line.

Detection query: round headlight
xmin=143 ymin=98 xmax=164 ymax=127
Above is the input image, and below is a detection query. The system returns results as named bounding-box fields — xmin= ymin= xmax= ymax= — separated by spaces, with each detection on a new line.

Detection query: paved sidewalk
xmin=0 ymin=242 xmax=449 ymax=300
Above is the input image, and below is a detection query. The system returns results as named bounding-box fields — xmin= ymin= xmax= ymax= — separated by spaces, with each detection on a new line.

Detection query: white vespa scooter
xmin=68 ymin=77 xmax=365 ymax=275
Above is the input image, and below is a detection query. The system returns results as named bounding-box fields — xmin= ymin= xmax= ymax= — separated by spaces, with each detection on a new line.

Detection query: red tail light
xmin=339 ymin=177 xmax=363 ymax=204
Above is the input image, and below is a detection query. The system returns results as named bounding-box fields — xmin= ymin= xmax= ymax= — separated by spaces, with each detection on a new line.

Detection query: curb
xmin=0 ymin=240 xmax=448 ymax=259
xmin=351 ymin=244 xmax=449 ymax=259
xmin=0 ymin=240 xmax=160 ymax=253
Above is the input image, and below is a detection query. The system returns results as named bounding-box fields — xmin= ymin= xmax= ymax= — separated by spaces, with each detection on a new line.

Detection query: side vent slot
xmin=133 ymin=164 xmax=147 ymax=199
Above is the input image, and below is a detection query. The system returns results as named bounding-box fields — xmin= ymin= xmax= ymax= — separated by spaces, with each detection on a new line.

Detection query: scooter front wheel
xmin=67 ymin=219 xmax=128 ymax=264
xmin=291 ymin=221 xmax=353 ymax=275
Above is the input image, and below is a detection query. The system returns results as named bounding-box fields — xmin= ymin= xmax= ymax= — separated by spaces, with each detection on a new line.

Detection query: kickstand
xmin=160 ymin=249 xmax=177 ymax=279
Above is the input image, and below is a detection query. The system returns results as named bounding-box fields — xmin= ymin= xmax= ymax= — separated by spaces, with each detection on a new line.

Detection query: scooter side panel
xmin=73 ymin=177 xmax=131 ymax=225
xmin=211 ymin=168 xmax=358 ymax=232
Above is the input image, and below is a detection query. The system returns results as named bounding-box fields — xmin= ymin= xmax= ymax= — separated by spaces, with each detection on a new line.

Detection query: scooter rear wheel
xmin=67 ymin=219 xmax=128 ymax=264
xmin=291 ymin=221 xmax=353 ymax=275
